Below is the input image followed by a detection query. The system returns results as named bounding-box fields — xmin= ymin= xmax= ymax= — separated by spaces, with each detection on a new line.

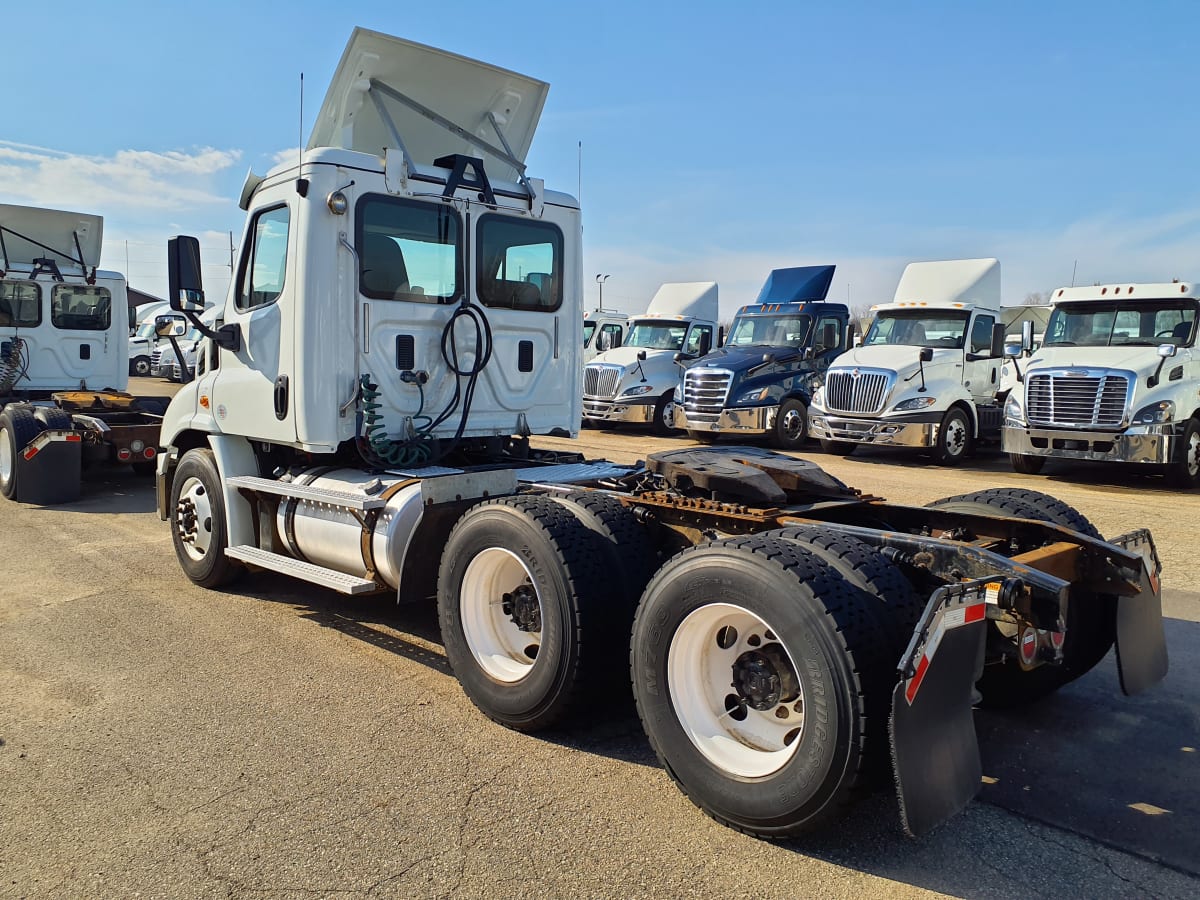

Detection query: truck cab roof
xmin=1050 ymin=282 xmax=1199 ymax=303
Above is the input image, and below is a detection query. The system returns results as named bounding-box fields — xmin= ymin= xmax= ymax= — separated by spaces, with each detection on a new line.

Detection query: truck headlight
xmin=673 ymin=385 xmax=682 ymax=403
xmin=618 ymin=384 xmax=655 ymax=398
xmin=893 ymin=396 xmax=936 ymax=411
xmin=736 ymin=387 xmax=771 ymax=404
xmin=1005 ymin=394 xmax=1023 ymax=422
xmin=811 ymin=387 xmax=824 ymax=407
xmin=1134 ymin=400 xmax=1175 ymax=424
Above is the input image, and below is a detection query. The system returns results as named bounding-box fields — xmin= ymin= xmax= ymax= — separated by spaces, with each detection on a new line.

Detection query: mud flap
xmin=1111 ymin=530 xmax=1168 ymax=696
xmin=16 ymin=430 xmax=82 ymax=505
xmin=890 ymin=579 xmax=997 ymax=837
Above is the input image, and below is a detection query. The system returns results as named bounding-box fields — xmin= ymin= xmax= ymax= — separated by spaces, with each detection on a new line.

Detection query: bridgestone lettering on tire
xmin=438 ymin=495 xmax=616 ymax=732
xmin=170 ymin=448 xmax=241 ymax=589
xmin=630 ymin=535 xmax=894 ymax=838
xmin=928 ymin=487 xmax=1113 ymax=707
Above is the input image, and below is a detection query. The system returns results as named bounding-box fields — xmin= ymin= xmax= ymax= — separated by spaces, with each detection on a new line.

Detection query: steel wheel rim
xmin=944 ymin=416 xmax=967 ymax=456
xmin=668 ymin=602 xmax=805 ymax=778
xmin=460 ymin=547 xmax=542 ymax=683
xmin=0 ymin=426 xmax=13 ymax=486
xmin=780 ymin=408 xmax=804 ymax=442
xmin=1187 ymin=430 xmax=1200 ymax=477
xmin=175 ymin=475 xmax=214 ymax=562
xmin=135 ymin=359 xmax=150 ymax=376
xmin=660 ymin=400 xmax=676 ymax=430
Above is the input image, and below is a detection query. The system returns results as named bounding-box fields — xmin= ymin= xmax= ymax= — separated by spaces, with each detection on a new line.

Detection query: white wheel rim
xmin=0 ymin=426 xmax=13 ymax=486
xmin=175 ymin=475 xmax=215 ymax=562
xmin=460 ymin=547 xmax=542 ymax=683
xmin=780 ymin=408 xmax=804 ymax=441
xmin=668 ymin=603 xmax=804 ymax=778
xmin=661 ymin=400 xmax=676 ymax=428
xmin=1186 ymin=431 xmax=1199 ymax=477
xmin=944 ymin=416 xmax=967 ymax=455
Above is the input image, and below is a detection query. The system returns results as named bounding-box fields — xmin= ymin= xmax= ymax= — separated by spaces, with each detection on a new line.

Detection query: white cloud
xmin=0 ymin=140 xmax=241 ymax=213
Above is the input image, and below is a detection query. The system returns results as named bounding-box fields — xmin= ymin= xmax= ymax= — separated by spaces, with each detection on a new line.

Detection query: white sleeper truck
xmin=809 ymin=258 xmax=1008 ymax=465
xmin=1003 ymin=281 xmax=1200 ymax=487
xmin=0 ymin=203 xmax=168 ymax=503
xmin=581 ymin=282 xmax=718 ymax=434
xmin=156 ymin=29 xmax=1168 ymax=840
xmin=583 ymin=308 xmax=628 ymax=363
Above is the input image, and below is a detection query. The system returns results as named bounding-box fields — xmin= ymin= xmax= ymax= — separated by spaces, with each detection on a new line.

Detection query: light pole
xmin=596 ymin=273 xmax=611 ymax=309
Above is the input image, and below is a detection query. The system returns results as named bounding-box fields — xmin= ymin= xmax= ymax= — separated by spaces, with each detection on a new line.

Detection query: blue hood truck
xmin=672 ymin=266 xmax=851 ymax=449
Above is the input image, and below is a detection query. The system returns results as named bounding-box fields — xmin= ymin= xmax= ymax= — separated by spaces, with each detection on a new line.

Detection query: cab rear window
xmin=0 ymin=280 xmax=41 ymax=327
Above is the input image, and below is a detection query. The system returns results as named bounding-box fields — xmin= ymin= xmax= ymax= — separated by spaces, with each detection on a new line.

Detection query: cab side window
xmin=237 ymin=205 xmax=290 ymax=311
xmin=685 ymin=324 xmax=713 ymax=356
xmin=970 ymin=315 xmax=996 ymax=355
xmin=599 ymin=323 xmax=623 ymax=349
xmin=52 ymin=285 xmax=111 ymax=331
xmin=813 ymin=316 xmax=842 ymax=356
xmin=0 ymin=281 xmax=40 ymax=327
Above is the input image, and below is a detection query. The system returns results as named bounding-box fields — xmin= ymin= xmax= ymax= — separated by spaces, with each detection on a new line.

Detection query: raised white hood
xmin=308 ymin=28 xmax=549 ymax=184
xmin=0 ymin=203 xmax=103 ymax=270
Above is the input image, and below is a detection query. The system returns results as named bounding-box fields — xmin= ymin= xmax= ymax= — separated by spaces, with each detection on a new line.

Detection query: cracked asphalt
xmin=2 ymin=415 xmax=1198 ymax=898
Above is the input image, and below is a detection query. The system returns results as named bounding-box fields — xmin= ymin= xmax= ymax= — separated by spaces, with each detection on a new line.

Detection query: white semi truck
xmin=154 ymin=29 xmax=1167 ymax=840
xmin=1003 ymin=281 xmax=1199 ymax=487
xmin=581 ymin=282 xmax=718 ymax=433
xmin=583 ymin=308 xmax=628 ymax=363
xmin=809 ymin=259 xmax=1008 ymax=465
xmin=0 ymin=204 xmax=168 ymax=502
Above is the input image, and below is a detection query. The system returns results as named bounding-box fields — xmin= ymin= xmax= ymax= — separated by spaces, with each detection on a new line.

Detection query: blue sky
xmin=1 ymin=0 xmax=1198 ymax=319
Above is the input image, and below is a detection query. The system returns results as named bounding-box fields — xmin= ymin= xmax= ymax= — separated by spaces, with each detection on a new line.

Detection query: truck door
xmin=964 ymin=313 xmax=999 ymax=403
xmin=811 ymin=314 xmax=844 ymax=372
xmin=209 ymin=202 xmax=297 ymax=442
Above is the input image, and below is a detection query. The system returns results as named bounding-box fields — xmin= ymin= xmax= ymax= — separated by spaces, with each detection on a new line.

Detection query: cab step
xmin=225 ymin=545 xmax=381 ymax=595
xmin=226 ymin=475 xmax=388 ymax=511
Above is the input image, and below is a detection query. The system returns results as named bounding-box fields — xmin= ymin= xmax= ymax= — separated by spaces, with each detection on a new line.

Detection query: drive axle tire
xmin=131 ymin=355 xmax=152 ymax=377
xmin=170 ymin=448 xmax=241 ymax=589
xmin=932 ymin=407 xmax=972 ymax=466
xmin=1009 ymin=453 xmax=1046 ymax=475
xmin=769 ymin=398 xmax=808 ymax=451
xmin=0 ymin=407 xmax=43 ymax=500
xmin=630 ymin=535 xmax=894 ymax=838
xmin=652 ymin=393 xmax=676 ymax=436
xmin=927 ymin=488 xmax=1113 ymax=708
xmin=1166 ymin=417 xmax=1200 ymax=489
xmin=438 ymin=495 xmax=616 ymax=732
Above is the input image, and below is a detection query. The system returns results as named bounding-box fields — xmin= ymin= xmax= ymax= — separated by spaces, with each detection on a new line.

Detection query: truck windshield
xmin=864 ymin=310 xmax=969 ymax=349
xmin=726 ymin=313 xmax=812 ymax=348
xmin=1044 ymin=300 xmax=1197 ymax=347
xmin=625 ymin=321 xmax=687 ymax=350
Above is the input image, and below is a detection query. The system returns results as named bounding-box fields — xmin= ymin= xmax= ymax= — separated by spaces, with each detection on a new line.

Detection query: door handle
xmin=274 ymin=375 xmax=289 ymax=420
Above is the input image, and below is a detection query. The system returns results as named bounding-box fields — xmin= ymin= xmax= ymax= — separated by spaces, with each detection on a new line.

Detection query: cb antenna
xmin=296 ymin=72 xmax=309 ymax=197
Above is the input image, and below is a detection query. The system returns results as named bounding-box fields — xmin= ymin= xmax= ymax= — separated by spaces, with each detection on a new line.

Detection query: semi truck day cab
xmin=672 ymin=265 xmax=850 ymax=449
xmin=582 ymin=307 xmax=627 ymax=363
xmin=153 ymin=28 xmax=1167 ymax=840
xmin=0 ymin=204 xmax=167 ymax=503
xmin=809 ymin=258 xmax=1008 ymax=465
xmin=581 ymin=282 xmax=718 ymax=434
xmin=1002 ymin=281 xmax=1200 ymax=488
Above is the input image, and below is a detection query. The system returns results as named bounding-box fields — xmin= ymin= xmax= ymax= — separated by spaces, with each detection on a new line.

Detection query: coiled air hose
xmin=0 ymin=336 xmax=28 ymax=394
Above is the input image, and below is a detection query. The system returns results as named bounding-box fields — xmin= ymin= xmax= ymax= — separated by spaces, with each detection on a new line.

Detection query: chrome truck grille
xmin=683 ymin=368 xmax=733 ymax=422
xmin=823 ymin=369 xmax=892 ymax=414
xmin=1026 ymin=371 xmax=1130 ymax=428
xmin=583 ymin=364 xmax=621 ymax=398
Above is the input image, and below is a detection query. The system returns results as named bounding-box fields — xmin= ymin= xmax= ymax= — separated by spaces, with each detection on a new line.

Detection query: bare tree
xmin=850 ymin=303 xmax=874 ymax=335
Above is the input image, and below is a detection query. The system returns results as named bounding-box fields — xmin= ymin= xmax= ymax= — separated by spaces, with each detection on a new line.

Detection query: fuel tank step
xmin=226 ymin=475 xmax=388 ymax=511
xmin=225 ymin=545 xmax=381 ymax=595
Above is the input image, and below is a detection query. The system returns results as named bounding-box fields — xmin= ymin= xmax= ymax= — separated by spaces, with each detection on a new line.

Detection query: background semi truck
xmin=672 ymin=265 xmax=850 ymax=449
xmin=581 ymin=282 xmax=718 ymax=433
xmin=1003 ymin=281 xmax=1199 ymax=487
xmin=583 ymin=307 xmax=628 ymax=363
xmin=809 ymin=258 xmax=1008 ymax=465
xmin=154 ymin=28 xmax=1166 ymax=841
xmin=0 ymin=203 xmax=167 ymax=502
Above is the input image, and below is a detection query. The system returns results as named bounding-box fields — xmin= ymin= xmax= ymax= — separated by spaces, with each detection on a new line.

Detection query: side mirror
xmin=596 ymin=332 xmax=612 ymax=352
xmin=154 ymin=316 xmax=187 ymax=338
xmin=1021 ymin=320 xmax=1035 ymax=352
xmin=1158 ymin=343 xmax=1178 ymax=359
xmin=168 ymin=236 xmax=206 ymax=312
xmin=991 ymin=323 xmax=1006 ymax=358
xmin=802 ymin=347 xmax=814 ymax=360
xmin=845 ymin=322 xmax=857 ymax=350
xmin=1004 ymin=342 xmax=1023 ymax=359
xmin=637 ymin=350 xmax=647 ymax=361
xmin=820 ymin=322 xmax=838 ymax=352
xmin=673 ymin=351 xmax=686 ymax=364
xmin=761 ymin=353 xmax=776 ymax=365
xmin=919 ymin=347 xmax=934 ymax=363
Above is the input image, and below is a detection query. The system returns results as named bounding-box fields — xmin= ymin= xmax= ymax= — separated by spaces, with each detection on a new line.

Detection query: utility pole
xmin=596 ymin=273 xmax=610 ymax=309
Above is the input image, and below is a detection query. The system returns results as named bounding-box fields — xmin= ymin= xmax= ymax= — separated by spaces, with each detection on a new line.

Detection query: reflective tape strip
xmin=22 ymin=430 xmax=81 ymax=460
xmin=904 ymin=599 xmax=985 ymax=705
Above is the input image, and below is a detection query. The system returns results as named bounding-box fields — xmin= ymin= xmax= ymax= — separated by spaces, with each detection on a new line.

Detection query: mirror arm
xmin=1147 ymin=359 xmax=1165 ymax=388
xmin=182 ymin=308 xmax=241 ymax=352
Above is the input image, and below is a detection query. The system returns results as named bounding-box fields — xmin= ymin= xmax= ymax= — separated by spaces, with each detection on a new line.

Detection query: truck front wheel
xmin=1009 ymin=453 xmax=1045 ymax=475
xmin=1166 ymin=417 xmax=1200 ymax=489
xmin=170 ymin=448 xmax=241 ymax=589
xmin=769 ymin=398 xmax=808 ymax=451
xmin=652 ymin=392 xmax=676 ymax=436
xmin=438 ymin=495 xmax=614 ymax=732
xmin=932 ymin=407 xmax=972 ymax=465
xmin=631 ymin=536 xmax=893 ymax=838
